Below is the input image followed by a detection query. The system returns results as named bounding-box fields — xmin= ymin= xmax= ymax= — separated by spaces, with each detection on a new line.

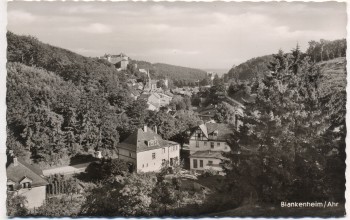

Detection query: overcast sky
xmin=7 ymin=1 xmax=347 ymax=70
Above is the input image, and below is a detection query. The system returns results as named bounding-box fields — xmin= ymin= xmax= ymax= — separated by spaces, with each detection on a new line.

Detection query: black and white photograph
xmin=3 ymin=0 xmax=347 ymax=218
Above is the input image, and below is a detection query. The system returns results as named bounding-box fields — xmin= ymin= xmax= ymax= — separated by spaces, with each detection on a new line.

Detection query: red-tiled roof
xmin=6 ymin=159 xmax=48 ymax=187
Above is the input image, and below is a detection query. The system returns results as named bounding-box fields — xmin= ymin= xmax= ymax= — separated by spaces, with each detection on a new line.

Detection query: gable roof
xmin=129 ymin=87 xmax=141 ymax=96
xmin=191 ymin=123 xmax=234 ymax=141
xmin=199 ymin=124 xmax=208 ymax=138
xmin=206 ymin=123 xmax=234 ymax=140
xmin=119 ymin=127 xmax=178 ymax=153
xmin=6 ymin=159 xmax=48 ymax=187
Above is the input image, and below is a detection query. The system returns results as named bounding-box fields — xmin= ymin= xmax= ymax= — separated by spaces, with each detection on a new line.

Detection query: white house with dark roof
xmin=117 ymin=126 xmax=180 ymax=172
xmin=186 ymin=123 xmax=234 ymax=173
xmin=6 ymin=155 xmax=48 ymax=210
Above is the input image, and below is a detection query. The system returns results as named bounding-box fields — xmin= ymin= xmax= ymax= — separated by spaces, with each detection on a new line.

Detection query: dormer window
xmin=20 ymin=176 xmax=32 ymax=189
xmin=147 ymin=139 xmax=158 ymax=147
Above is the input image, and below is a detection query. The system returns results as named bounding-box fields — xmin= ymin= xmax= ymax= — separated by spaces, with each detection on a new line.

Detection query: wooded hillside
xmin=6 ymin=32 xmax=149 ymax=167
xmin=6 ymin=32 xmax=202 ymax=168
xmin=225 ymin=39 xmax=346 ymax=82
xmin=131 ymin=60 xmax=207 ymax=82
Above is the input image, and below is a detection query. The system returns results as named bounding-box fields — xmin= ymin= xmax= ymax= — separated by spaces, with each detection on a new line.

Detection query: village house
xmin=138 ymin=93 xmax=160 ymax=111
xmin=197 ymin=104 xmax=218 ymax=122
xmin=189 ymin=150 xmax=228 ymax=172
xmin=130 ymin=89 xmax=141 ymax=100
xmin=138 ymin=92 xmax=173 ymax=111
xmin=186 ymin=123 xmax=235 ymax=173
xmin=6 ymin=153 xmax=48 ymax=210
xmin=197 ymin=98 xmax=244 ymax=130
xmin=117 ymin=126 xmax=180 ymax=172
xmin=158 ymin=92 xmax=173 ymax=106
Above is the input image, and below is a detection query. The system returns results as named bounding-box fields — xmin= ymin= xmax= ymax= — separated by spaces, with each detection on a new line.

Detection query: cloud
xmin=80 ymin=23 xmax=113 ymax=34
xmin=152 ymin=48 xmax=199 ymax=56
xmin=8 ymin=10 xmax=36 ymax=24
xmin=59 ymin=5 xmax=106 ymax=14
xmin=148 ymin=24 xmax=171 ymax=31
xmin=6 ymin=1 xmax=347 ymax=69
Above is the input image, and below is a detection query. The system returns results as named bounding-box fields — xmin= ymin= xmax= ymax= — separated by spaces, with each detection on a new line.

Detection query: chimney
xmin=154 ymin=126 xmax=158 ymax=134
xmin=13 ymin=157 xmax=18 ymax=166
xmin=144 ymin=125 xmax=148 ymax=132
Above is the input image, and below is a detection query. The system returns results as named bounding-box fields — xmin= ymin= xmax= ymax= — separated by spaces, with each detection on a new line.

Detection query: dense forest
xmin=6 ymin=32 xmax=200 ymax=168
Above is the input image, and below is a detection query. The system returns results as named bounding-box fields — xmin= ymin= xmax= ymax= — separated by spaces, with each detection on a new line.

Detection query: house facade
xmin=188 ymin=123 xmax=233 ymax=154
xmin=117 ymin=126 xmax=180 ymax=172
xmin=138 ymin=92 xmax=173 ymax=111
xmin=6 ymin=155 xmax=48 ymax=210
xmin=189 ymin=150 xmax=227 ymax=172
xmin=187 ymin=123 xmax=234 ymax=173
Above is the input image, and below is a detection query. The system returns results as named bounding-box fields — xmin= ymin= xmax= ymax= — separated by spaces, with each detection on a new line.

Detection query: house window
xmin=170 ymin=158 xmax=174 ymax=166
xmin=196 ymin=141 xmax=199 ymax=148
xmin=217 ymin=142 xmax=221 ymax=146
xmin=22 ymin=182 xmax=31 ymax=189
xmin=162 ymin=159 xmax=166 ymax=165
xmin=200 ymin=160 xmax=203 ymax=168
xmin=197 ymin=133 xmax=201 ymax=138
xmin=208 ymin=161 xmax=213 ymax=166
xmin=211 ymin=142 xmax=214 ymax=149
xmin=193 ymin=159 xmax=198 ymax=168
xmin=152 ymin=153 xmax=156 ymax=160
xmin=7 ymin=184 xmax=14 ymax=191
xmin=204 ymin=141 xmax=207 ymax=146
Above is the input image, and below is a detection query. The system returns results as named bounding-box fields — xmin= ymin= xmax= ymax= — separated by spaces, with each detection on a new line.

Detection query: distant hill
xmin=225 ymin=55 xmax=274 ymax=82
xmin=131 ymin=60 xmax=207 ymax=82
xmin=225 ymin=39 xmax=346 ymax=83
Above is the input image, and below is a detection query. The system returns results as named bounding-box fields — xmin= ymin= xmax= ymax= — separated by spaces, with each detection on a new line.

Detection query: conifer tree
xmin=224 ymin=47 xmax=329 ymax=203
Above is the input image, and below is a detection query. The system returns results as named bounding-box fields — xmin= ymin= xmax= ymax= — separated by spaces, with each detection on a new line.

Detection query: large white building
xmin=100 ymin=53 xmax=129 ymax=70
xmin=117 ymin=126 xmax=180 ymax=172
xmin=187 ymin=123 xmax=234 ymax=173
